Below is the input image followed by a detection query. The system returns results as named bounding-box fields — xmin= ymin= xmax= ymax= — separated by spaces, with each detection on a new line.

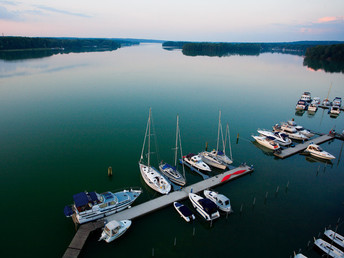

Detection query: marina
xmin=63 ymin=165 xmax=253 ymax=257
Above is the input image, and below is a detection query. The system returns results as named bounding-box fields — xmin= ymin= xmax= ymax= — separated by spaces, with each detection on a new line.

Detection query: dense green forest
xmin=182 ymin=42 xmax=261 ymax=57
xmin=0 ymin=37 xmax=138 ymax=51
xmin=303 ymin=44 xmax=344 ymax=73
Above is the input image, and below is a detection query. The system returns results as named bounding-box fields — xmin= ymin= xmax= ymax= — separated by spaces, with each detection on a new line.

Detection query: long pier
xmin=63 ymin=164 xmax=253 ymax=258
xmin=273 ymin=134 xmax=334 ymax=159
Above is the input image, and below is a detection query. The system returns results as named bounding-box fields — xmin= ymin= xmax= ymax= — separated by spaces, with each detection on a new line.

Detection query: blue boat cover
xmin=162 ymin=163 xmax=176 ymax=170
xmin=64 ymin=205 xmax=74 ymax=216
xmin=179 ymin=205 xmax=193 ymax=217
xmin=199 ymin=198 xmax=218 ymax=214
xmin=89 ymin=192 xmax=98 ymax=202
xmin=217 ymin=151 xmax=224 ymax=155
xmin=73 ymin=192 xmax=89 ymax=208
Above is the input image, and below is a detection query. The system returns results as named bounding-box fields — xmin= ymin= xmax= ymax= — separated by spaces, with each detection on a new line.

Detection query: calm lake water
xmin=0 ymin=43 xmax=343 ymax=258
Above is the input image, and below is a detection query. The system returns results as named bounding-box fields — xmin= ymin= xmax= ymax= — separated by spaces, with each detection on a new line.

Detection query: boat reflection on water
xmin=304 ymin=155 xmax=333 ymax=166
xmin=295 ymin=110 xmax=305 ymax=117
xmin=252 ymin=141 xmax=276 ymax=157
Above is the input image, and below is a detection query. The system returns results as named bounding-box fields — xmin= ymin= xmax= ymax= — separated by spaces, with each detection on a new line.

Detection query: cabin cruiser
xmin=252 ymin=135 xmax=280 ymax=150
xmin=305 ymin=143 xmax=335 ymax=160
xmin=295 ymin=100 xmax=309 ymax=110
xmin=324 ymin=230 xmax=344 ymax=249
xmin=273 ymin=124 xmax=308 ymax=141
xmin=257 ymin=129 xmax=292 ymax=146
xmin=98 ymin=220 xmax=131 ymax=243
xmin=203 ymin=190 xmax=232 ymax=213
xmin=199 ymin=151 xmax=227 ymax=170
xmin=332 ymin=97 xmax=342 ymax=107
xmin=300 ymin=92 xmax=312 ymax=102
xmin=173 ymin=202 xmax=195 ymax=222
xmin=189 ymin=192 xmax=220 ymax=221
xmin=330 ymin=105 xmax=341 ymax=115
xmin=314 ymin=238 xmax=344 ymax=258
xmin=322 ymin=98 xmax=331 ymax=107
xmin=308 ymin=103 xmax=318 ymax=112
xmin=159 ymin=162 xmax=186 ymax=186
xmin=183 ymin=153 xmax=211 ymax=172
xmin=64 ymin=188 xmax=142 ymax=224
xmin=312 ymin=97 xmax=321 ymax=105
xmin=287 ymin=120 xmax=314 ymax=138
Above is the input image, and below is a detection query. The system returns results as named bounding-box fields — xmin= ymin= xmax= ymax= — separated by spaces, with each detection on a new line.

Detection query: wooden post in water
xmin=205 ymin=142 xmax=208 ymax=151
xmin=236 ymin=133 xmax=239 ymax=144
xmin=108 ymin=166 xmax=112 ymax=176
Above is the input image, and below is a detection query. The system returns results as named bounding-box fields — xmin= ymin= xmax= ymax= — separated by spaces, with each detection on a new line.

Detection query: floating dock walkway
xmin=273 ymin=134 xmax=334 ymax=159
xmin=63 ymin=164 xmax=253 ymax=258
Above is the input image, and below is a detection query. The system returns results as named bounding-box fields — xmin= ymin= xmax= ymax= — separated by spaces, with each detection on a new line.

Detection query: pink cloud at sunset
xmin=317 ymin=16 xmax=344 ymax=23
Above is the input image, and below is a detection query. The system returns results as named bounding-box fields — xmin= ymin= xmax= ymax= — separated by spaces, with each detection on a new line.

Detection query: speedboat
xmin=324 ymin=230 xmax=344 ymax=248
xmin=183 ymin=153 xmax=211 ymax=172
xmin=64 ymin=188 xmax=142 ymax=224
xmin=300 ymin=92 xmax=311 ymax=102
xmin=199 ymin=151 xmax=227 ymax=170
xmin=322 ymin=98 xmax=331 ymax=107
xmin=257 ymin=129 xmax=292 ymax=146
xmin=314 ymin=238 xmax=344 ymax=258
xmin=159 ymin=162 xmax=186 ymax=186
xmin=173 ymin=202 xmax=195 ymax=222
xmin=294 ymin=253 xmax=307 ymax=258
xmin=287 ymin=120 xmax=314 ymax=138
xmin=98 ymin=220 xmax=131 ymax=243
xmin=313 ymin=97 xmax=321 ymax=105
xmin=296 ymin=100 xmax=309 ymax=110
xmin=189 ymin=192 xmax=220 ymax=221
xmin=332 ymin=97 xmax=342 ymax=107
xmin=273 ymin=124 xmax=308 ymax=141
xmin=305 ymin=143 xmax=335 ymax=160
xmin=252 ymin=135 xmax=280 ymax=150
xmin=203 ymin=189 xmax=232 ymax=213
xmin=330 ymin=105 xmax=340 ymax=115
xmin=308 ymin=103 xmax=318 ymax=112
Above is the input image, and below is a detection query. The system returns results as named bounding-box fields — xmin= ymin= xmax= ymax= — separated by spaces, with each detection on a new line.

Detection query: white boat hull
xmin=139 ymin=163 xmax=171 ymax=194
xmin=252 ymin=135 xmax=280 ymax=150
xmin=199 ymin=152 xmax=226 ymax=170
xmin=189 ymin=193 xmax=220 ymax=221
xmin=99 ymin=220 xmax=132 ymax=243
xmin=314 ymin=238 xmax=344 ymax=258
xmin=324 ymin=230 xmax=344 ymax=248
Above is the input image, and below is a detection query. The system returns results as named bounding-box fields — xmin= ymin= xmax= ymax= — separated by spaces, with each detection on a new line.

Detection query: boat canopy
xmin=186 ymin=153 xmax=195 ymax=158
xmin=64 ymin=205 xmax=74 ymax=216
xmin=179 ymin=205 xmax=193 ymax=217
xmin=106 ymin=220 xmax=120 ymax=230
xmin=162 ymin=163 xmax=176 ymax=170
xmin=217 ymin=151 xmax=224 ymax=155
xmin=199 ymin=198 xmax=218 ymax=214
xmin=73 ymin=192 xmax=98 ymax=208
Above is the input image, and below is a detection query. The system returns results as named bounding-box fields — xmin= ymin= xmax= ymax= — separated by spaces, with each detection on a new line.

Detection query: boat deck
xmin=273 ymin=134 xmax=334 ymax=159
xmin=63 ymin=164 xmax=253 ymax=258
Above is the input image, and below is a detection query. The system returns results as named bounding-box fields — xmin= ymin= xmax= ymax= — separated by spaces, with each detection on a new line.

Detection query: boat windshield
xmin=104 ymin=226 xmax=111 ymax=237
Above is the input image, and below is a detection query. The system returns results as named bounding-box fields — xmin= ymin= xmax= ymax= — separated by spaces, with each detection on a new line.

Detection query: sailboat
xmin=139 ymin=108 xmax=171 ymax=195
xmin=159 ymin=115 xmax=186 ymax=186
xmin=200 ymin=110 xmax=233 ymax=169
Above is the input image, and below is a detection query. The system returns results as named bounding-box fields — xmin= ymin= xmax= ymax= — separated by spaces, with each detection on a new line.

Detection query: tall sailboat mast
xmin=148 ymin=108 xmax=151 ymax=167
xmin=174 ymin=115 xmax=179 ymax=167
xmin=216 ymin=110 xmax=221 ymax=152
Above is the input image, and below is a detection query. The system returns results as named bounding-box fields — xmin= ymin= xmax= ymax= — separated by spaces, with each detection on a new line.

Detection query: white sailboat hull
xmin=139 ymin=163 xmax=171 ymax=194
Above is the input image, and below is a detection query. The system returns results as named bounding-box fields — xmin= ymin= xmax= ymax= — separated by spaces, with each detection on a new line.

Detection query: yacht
xmin=203 ymin=189 xmax=232 ymax=213
xmin=322 ymin=98 xmax=331 ymax=107
xmin=312 ymin=97 xmax=321 ymax=104
xmin=305 ymin=143 xmax=335 ymax=160
xmin=295 ymin=100 xmax=309 ymax=110
xmin=330 ymin=105 xmax=341 ymax=115
xmin=199 ymin=151 xmax=227 ymax=170
xmin=257 ymin=129 xmax=292 ymax=146
xmin=64 ymin=188 xmax=142 ymax=224
xmin=308 ymin=103 xmax=318 ymax=112
xmin=189 ymin=192 xmax=220 ymax=221
xmin=300 ymin=92 xmax=311 ymax=102
xmin=324 ymin=230 xmax=344 ymax=249
xmin=139 ymin=108 xmax=171 ymax=195
xmin=332 ymin=97 xmax=342 ymax=107
xmin=314 ymin=238 xmax=344 ymax=258
xmin=273 ymin=124 xmax=308 ymax=141
xmin=287 ymin=120 xmax=314 ymax=138
xmin=98 ymin=220 xmax=131 ymax=243
xmin=173 ymin=202 xmax=195 ymax=222
xmin=252 ymin=135 xmax=280 ymax=150
xmin=183 ymin=153 xmax=211 ymax=172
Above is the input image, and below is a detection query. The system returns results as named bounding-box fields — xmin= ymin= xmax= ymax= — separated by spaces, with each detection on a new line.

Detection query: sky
xmin=1 ymin=0 xmax=344 ymax=42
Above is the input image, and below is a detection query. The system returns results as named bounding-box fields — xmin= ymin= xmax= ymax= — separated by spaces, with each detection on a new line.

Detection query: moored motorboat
xmin=98 ymin=220 xmax=132 ymax=243
xmin=287 ymin=120 xmax=314 ymax=138
xmin=305 ymin=143 xmax=335 ymax=160
xmin=252 ymin=135 xmax=280 ymax=150
xmin=257 ymin=129 xmax=292 ymax=146
xmin=139 ymin=108 xmax=171 ymax=194
xmin=203 ymin=189 xmax=232 ymax=213
xmin=314 ymin=238 xmax=344 ymax=258
xmin=199 ymin=151 xmax=227 ymax=170
xmin=183 ymin=153 xmax=211 ymax=172
xmin=324 ymin=230 xmax=344 ymax=249
xmin=308 ymin=103 xmax=318 ymax=112
xmin=313 ymin=97 xmax=321 ymax=105
xmin=322 ymin=98 xmax=331 ymax=107
xmin=189 ymin=192 xmax=220 ymax=221
xmin=332 ymin=97 xmax=342 ymax=107
xmin=330 ymin=105 xmax=341 ymax=116
xmin=273 ymin=124 xmax=308 ymax=141
xmin=300 ymin=92 xmax=312 ymax=102
xmin=294 ymin=253 xmax=307 ymax=258
xmin=64 ymin=188 xmax=142 ymax=224
xmin=296 ymin=100 xmax=309 ymax=110
xmin=173 ymin=202 xmax=195 ymax=222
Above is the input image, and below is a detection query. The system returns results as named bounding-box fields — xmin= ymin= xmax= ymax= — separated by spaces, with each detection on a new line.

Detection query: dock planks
xmin=62 ymin=165 xmax=253 ymax=258
xmin=273 ymin=134 xmax=334 ymax=159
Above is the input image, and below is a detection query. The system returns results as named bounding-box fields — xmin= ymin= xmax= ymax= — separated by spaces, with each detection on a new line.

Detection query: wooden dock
xmin=62 ymin=164 xmax=253 ymax=258
xmin=273 ymin=134 xmax=334 ymax=159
